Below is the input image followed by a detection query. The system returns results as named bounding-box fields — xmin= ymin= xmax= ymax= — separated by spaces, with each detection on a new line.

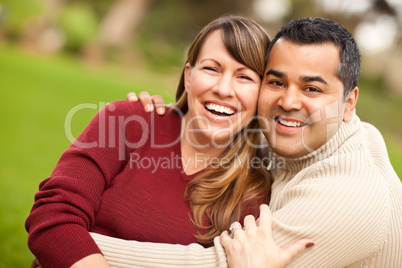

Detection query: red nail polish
xmin=306 ymin=242 xmax=315 ymax=248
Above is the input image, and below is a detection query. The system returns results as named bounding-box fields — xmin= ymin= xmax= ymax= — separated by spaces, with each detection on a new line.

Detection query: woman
xmin=27 ymin=16 xmax=312 ymax=268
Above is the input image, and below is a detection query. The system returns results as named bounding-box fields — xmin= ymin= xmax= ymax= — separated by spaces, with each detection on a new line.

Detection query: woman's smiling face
xmin=183 ymin=30 xmax=261 ymax=147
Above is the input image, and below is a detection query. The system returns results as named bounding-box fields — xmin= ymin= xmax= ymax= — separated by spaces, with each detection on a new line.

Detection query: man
xmin=78 ymin=18 xmax=402 ymax=267
xmin=220 ymin=17 xmax=402 ymax=267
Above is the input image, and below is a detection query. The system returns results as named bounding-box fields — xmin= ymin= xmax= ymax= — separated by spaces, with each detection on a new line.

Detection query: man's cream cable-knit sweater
xmin=91 ymin=114 xmax=402 ymax=268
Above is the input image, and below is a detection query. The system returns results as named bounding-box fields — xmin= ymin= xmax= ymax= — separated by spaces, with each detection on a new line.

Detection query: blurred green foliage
xmin=135 ymin=0 xmax=254 ymax=70
xmin=0 ymin=0 xmax=43 ymax=38
xmin=59 ymin=3 xmax=98 ymax=53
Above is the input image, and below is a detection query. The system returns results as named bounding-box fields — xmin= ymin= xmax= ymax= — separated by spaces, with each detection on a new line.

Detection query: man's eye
xmin=305 ymin=87 xmax=321 ymax=93
xmin=269 ymin=81 xmax=284 ymax=87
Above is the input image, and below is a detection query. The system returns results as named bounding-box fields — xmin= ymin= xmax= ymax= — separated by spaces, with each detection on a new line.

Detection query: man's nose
xmin=277 ymin=87 xmax=302 ymax=111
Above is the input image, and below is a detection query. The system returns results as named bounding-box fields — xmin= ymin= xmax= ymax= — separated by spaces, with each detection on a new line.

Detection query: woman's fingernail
xmin=157 ymin=108 xmax=164 ymax=114
xmin=306 ymin=242 xmax=315 ymax=248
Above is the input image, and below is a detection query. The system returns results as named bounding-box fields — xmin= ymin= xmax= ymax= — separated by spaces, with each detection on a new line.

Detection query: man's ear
xmin=184 ymin=62 xmax=192 ymax=93
xmin=343 ymin=87 xmax=359 ymax=122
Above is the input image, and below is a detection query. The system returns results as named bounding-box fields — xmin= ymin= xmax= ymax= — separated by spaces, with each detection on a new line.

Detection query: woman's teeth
xmin=205 ymin=103 xmax=235 ymax=115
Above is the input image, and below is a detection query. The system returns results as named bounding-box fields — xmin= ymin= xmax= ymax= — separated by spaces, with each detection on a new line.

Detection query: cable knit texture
xmin=91 ymin=114 xmax=402 ymax=268
xmin=267 ymin=114 xmax=401 ymax=267
xmin=91 ymin=233 xmax=228 ymax=268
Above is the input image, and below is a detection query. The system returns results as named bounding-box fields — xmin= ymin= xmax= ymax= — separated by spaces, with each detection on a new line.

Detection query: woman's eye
xmin=203 ymin=67 xmax=217 ymax=72
xmin=239 ymin=75 xmax=253 ymax=81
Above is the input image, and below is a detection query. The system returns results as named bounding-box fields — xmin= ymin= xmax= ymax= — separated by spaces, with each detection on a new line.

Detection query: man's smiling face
xmin=258 ymin=38 xmax=357 ymax=158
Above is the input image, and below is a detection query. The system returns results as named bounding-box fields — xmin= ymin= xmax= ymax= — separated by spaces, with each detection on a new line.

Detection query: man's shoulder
xmin=359 ymin=120 xmax=386 ymax=144
xmin=355 ymin=119 xmax=400 ymax=181
xmin=284 ymin=149 xmax=392 ymax=205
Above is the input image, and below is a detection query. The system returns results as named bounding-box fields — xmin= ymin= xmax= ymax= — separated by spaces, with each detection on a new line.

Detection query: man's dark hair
xmin=267 ymin=17 xmax=360 ymax=101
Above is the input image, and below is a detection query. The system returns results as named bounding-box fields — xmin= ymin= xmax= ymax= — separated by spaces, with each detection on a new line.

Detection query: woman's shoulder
xmin=103 ymin=101 xmax=182 ymax=136
xmin=105 ymin=101 xmax=148 ymax=117
xmin=105 ymin=101 xmax=181 ymax=121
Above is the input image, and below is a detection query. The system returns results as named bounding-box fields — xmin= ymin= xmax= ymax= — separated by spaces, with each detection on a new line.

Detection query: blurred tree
xmin=19 ymin=0 xmax=152 ymax=58
xmin=82 ymin=0 xmax=152 ymax=63
xmin=133 ymin=0 xmax=256 ymax=70
xmin=20 ymin=0 xmax=66 ymax=53
xmin=13 ymin=0 xmax=402 ymax=95
xmin=310 ymin=0 xmax=402 ymax=95
xmin=138 ymin=0 xmax=255 ymax=43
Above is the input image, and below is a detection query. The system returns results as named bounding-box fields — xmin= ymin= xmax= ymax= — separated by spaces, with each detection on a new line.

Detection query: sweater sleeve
xmin=89 ymin=173 xmax=387 ymax=268
xmin=25 ymin=101 xmax=143 ymax=268
xmin=270 ymin=160 xmax=391 ymax=267
xmin=90 ymin=232 xmax=228 ymax=268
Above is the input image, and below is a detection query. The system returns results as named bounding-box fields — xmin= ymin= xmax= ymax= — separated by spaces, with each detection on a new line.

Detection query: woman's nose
xmin=212 ymin=73 xmax=235 ymax=98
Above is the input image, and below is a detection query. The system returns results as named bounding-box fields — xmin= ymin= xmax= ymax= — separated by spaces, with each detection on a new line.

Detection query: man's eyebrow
xmin=265 ymin=69 xmax=285 ymax=78
xmin=266 ymin=69 xmax=328 ymax=85
xmin=301 ymin=75 xmax=328 ymax=85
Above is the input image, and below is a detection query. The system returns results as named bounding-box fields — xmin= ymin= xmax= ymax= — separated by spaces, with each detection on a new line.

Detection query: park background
xmin=0 ymin=0 xmax=401 ymax=267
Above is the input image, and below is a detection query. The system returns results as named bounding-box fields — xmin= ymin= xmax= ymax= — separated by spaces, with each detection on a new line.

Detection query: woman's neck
xmin=180 ymin=114 xmax=228 ymax=175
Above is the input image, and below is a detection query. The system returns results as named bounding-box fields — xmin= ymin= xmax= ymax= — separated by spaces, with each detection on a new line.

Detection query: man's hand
xmin=31 ymin=257 xmax=41 ymax=268
xmin=220 ymin=204 xmax=314 ymax=268
xmin=127 ymin=91 xmax=167 ymax=115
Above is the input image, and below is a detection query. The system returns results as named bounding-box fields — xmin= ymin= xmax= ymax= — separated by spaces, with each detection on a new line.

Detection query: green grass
xmin=356 ymin=78 xmax=402 ymax=177
xmin=0 ymin=44 xmax=401 ymax=267
xmin=0 ymin=44 xmax=176 ymax=267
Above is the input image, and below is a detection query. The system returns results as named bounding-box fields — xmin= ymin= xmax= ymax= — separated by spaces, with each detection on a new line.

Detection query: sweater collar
xmin=268 ymin=113 xmax=361 ymax=174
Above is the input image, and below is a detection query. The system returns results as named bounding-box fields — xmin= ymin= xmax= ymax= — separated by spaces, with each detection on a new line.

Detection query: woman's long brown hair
xmin=174 ymin=15 xmax=272 ymax=246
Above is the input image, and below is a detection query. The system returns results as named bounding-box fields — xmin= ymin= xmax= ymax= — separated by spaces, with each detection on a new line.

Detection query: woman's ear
xmin=184 ymin=62 xmax=192 ymax=93
xmin=343 ymin=87 xmax=359 ymax=122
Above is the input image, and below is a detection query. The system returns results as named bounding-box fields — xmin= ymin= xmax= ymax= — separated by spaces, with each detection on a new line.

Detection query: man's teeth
xmin=205 ymin=103 xmax=235 ymax=115
xmin=278 ymin=118 xmax=305 ymax=127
